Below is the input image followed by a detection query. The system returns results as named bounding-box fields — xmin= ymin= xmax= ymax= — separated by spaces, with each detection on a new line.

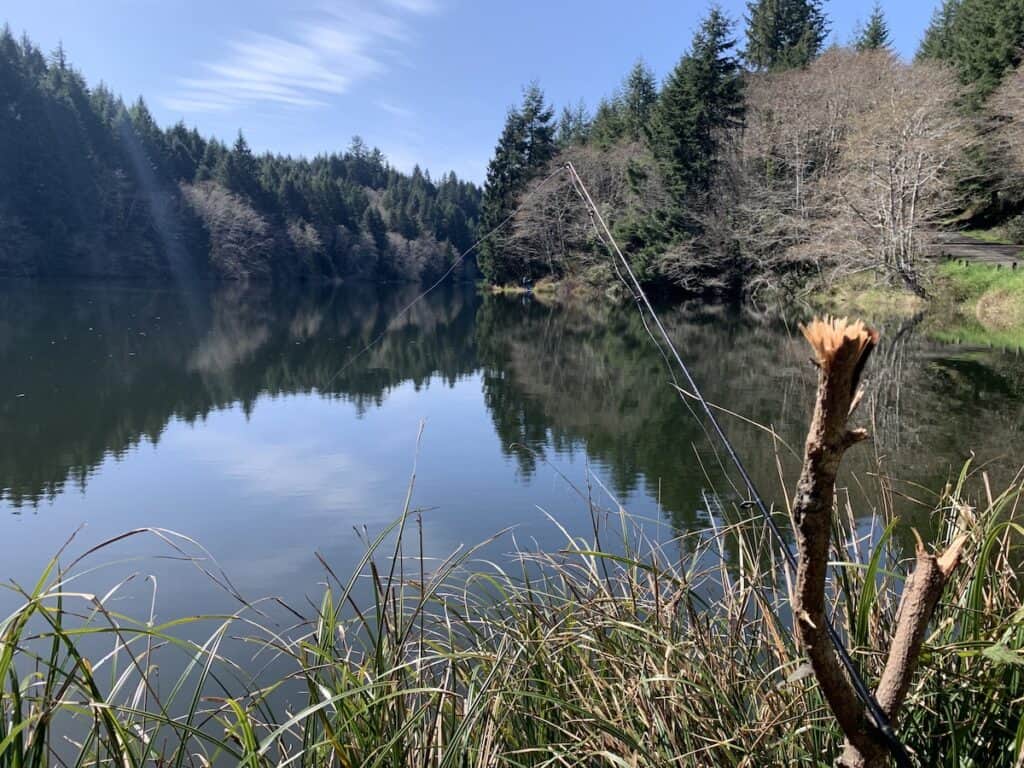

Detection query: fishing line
xmin=321 ymin=165 xmax=570 ymax=389
xmin=563 ymin=167 xmax=749 ymax=505
xmin=319 ymin=155 xmax=910 ymax=765
xmin=564 ymin=161 xmax=913 ymax=768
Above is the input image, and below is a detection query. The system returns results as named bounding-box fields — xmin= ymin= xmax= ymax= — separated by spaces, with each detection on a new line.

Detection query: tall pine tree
xmin=556 ymin=100 xmax=590 ymax=147
xmin=215 ymin=131 xmax=261 ymax=201
xmin=648 ymin=8 xmax=744 ymax=223
xmin=478 ymin=83 xmax=555 ymax=284
xmin=743 ymin=0 xmax=829 ymax=71
xmin=918 ymin=0 xmax=1024 ymax=102
xmin=855 ymin=3 xmax=891 ymax=51
xmin=918 ymin=0 xmax=961 ymax=62
xmin=622 ymin=59 xmax=658 ymax=140
xmin=519 ymin=83 xmax=557 ymax=169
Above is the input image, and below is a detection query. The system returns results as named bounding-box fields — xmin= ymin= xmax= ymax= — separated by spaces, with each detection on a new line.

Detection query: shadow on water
xmin=0 ymin=279 xmax=1021 ymax=538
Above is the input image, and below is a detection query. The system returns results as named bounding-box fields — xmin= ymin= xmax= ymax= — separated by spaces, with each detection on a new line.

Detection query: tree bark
xmin=792 ymin=317 xmax=965 ymax=768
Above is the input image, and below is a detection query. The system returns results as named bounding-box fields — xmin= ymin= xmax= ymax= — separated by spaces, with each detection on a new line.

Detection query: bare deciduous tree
xmin=990 ymin=66 xmax=1024 ymax=193
xmin=731 ymin=49 xmax=874 ymax=292
xmin=287 ymin=219 xmax=325 ymax=276
xmin=385 ymin=231 xmax=452 ymax=282
xmin=736 ymin=50 xmax=971 ymax=296
xmin=838 ymin=58 xmax=973 ymax=294
xmin=181 ymin=182 xmax=275 ymax=280
xmin=501 ymin=141 xmax=670 ymax=288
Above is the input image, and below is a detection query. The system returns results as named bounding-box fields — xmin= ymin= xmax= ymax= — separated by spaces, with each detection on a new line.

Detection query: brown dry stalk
xmin=792 ymin=316 xmax=965 ymax=768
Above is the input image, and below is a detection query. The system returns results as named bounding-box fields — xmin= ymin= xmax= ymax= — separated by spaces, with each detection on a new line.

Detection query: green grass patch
xmin=927 ymin=262 xmax=1024 ymax=350
xmin=937 ymin=260 xmax=1024 ymax=300
xmin=484 ymin=277 xmax=562 ymax=296
xmin=810 ymin=272 xmax=925 ymax=320
xmin=930 ymin=322 xmax=1024 ymax=350
xmin=959 ymin=227 xmax=1016 ymax=245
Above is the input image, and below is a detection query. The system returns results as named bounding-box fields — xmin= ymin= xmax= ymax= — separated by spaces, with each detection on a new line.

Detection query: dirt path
xmin=930 ymin=233 xmax=1023 ymax=268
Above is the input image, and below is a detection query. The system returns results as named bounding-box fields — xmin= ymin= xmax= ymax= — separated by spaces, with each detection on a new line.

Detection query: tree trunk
xmin=792 ymin=317 xmax=965 ymax=767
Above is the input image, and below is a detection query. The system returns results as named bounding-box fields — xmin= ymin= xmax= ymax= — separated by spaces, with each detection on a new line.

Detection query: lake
xmin=0 ymin=279 xmax=1021 ymax=623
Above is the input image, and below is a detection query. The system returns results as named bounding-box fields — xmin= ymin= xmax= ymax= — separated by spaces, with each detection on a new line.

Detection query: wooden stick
xmin=792 ymin=316 xmax=964 ymax=768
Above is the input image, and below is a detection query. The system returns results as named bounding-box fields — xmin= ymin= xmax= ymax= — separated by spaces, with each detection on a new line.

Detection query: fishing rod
xmin=563 ymin=161 xmax=913 ymax=768
xmin=325 ymin=157 xmax=911 ymax=765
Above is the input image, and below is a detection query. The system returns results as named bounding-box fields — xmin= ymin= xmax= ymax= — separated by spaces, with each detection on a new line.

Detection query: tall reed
xmin=0 ymin=462 xmax=1021 ymax=766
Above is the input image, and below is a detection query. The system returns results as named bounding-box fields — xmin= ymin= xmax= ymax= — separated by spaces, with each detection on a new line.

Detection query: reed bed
xmin=0 ymin=461 xmax=1022 ymax=767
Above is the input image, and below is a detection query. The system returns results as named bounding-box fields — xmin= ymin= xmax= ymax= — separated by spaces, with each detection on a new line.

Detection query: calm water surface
xmin=0 ymin=279 xmax=1021 ymax=621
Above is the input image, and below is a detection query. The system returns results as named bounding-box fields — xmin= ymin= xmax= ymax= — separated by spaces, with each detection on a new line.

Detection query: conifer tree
xmin=855 ymin=3 xmax=891 ymax=51
xmin=917 ymin=0 xmax=961 ymax=61
xmin=195 ymin=140 xmax=225 ymax=182
xmin=918 ymin=0 xmax=1024 ymax=102
xmin=128 ymin=97 xmax=169 ymax=170
xmin=215 ymin=132 xmax=261 ymax=200
xmin=556 ymin=100 xmax=590 ymax=147
xmin=743 ymin=0 xmax=829 ymax=71
xmin=588 ymin=98 xmax=626 ymax=146
xmin=362 ymin=205 xmax=389 ymax=253
xmin=648 ymin=8 xmax=744 ymax=219
xmin=622 ymin=59 xmax=658 ymax=140
xmin=478 ymin=84 xmax=555 ymax=283
xmin=519 ymin=82 xmax=557 ymax=169
xmin=478 ymin=110 xmax=526 ymax=283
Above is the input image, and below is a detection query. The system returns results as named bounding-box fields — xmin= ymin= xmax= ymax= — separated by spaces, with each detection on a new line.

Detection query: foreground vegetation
xmin=1 ymin=456 xmax=1021 ymax=766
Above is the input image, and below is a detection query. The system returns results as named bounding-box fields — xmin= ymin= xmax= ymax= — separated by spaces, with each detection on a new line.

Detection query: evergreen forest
xmin=0 ymin=27 xmax=482 ymax=283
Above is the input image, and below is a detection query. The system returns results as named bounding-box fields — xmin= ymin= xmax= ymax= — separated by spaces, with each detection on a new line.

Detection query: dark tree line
xmin=478 ymin=7 xmax=747 ymax=292
xmin=918 ymin=0 xmax=1024 ymax=103
xmin=0 ymin=27 xmax=482 ymax=282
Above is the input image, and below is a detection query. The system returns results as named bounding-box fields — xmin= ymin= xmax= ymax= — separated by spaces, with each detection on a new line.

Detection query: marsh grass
xmin=1 ymin=461 xmax=1022 ymax=767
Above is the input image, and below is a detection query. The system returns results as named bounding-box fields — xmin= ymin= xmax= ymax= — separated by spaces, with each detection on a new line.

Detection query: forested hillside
xmin=481 ymin=0 xmax=1024 ymax=298
xmin=0 ymin=27 xmax=481 ymax=282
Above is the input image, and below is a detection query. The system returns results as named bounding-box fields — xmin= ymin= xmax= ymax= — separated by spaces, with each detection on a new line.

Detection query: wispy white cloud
xmin=386 ymin=0 xmax=442 ymax=12
xmin=163 ymin=1 xmax=440 ymax=114
xmin=376 ymin=99 xmax=414 ymax=119
xmin=170 ymin=422 xmax=380 ymax=514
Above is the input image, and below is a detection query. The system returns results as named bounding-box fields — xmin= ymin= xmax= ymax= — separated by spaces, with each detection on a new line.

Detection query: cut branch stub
xmin=793 ymin=316 xmax=883 ymax=763
xmin=792 ymin=316 xmax=966 ymax=768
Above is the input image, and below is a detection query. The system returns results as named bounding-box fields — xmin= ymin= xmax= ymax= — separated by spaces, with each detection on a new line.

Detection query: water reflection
xmin=0 ymin=279 xmax=1020 ymax=535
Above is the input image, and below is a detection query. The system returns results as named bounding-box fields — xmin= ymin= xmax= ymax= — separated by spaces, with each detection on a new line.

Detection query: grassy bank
xmin=928 ymin=261 xmax=1024 ymax=349
xmin=960 ymin=227 xmax=1017 ymax=245
xmin=810 ymin=272 xmax=927 ymax=318
xmin=811 ymin=262 xmax=1024 ymax=350
xmin=483 ymin=277 xmax=562 ymax=296
xmin=1 ymin=462 xmax=1022 ymax=766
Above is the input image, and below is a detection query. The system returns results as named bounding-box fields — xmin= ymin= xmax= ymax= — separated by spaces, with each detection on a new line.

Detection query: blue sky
xmin=4 ymin=0 xmax=942 ymax=182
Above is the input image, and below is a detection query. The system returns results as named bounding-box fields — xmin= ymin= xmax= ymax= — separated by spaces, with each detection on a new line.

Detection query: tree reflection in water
xmin=0 ymin=281 xmax=1020 ymax=542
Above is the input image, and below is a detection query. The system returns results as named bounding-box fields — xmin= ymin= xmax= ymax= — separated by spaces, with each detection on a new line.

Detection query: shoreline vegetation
xmin=485 ymin=259 xmax=1024 ymax=351
xmin=475 ymin=0 xmax=1024 ymax=319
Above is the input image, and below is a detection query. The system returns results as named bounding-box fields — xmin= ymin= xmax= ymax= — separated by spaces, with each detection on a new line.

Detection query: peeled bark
xmin=792 ymin=316 xmax=965 ymax=768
